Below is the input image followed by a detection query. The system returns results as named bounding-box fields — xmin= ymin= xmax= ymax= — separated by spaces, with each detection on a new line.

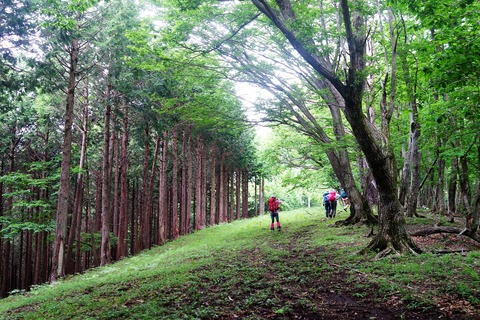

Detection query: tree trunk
xmin=459 ymin=150 xmax=479 ymax=233
xmin=108 ymin=115 xmax=116 ymax=257
xmin=236 ymin=168 xmax=241 ymax=220
xmin=92 ymin=172 xmax=102 ymax=265
xmin=447 ymin=157 xmax=458 ymax=222
xmin=472 ymin=145 xmax=480 ymax=234
xmin=24 ymin=228 xmax=32 ymax=291
xmin=171 ymin=128 xmax=179 ymax=239
xmin=434 ymin=157 xmax=446 ymax=215
xmin=251 ymin=0 xmax=419 ymax=255
xmin=259 ymin=176 xmax=265 ymax=215
xmin=195 ymin=135 xmax=203 ymax=231
xmin=405 ymin=113 xmax=421 ymax=217
xmin=0 ymin=160 xmax=7 ymax=297
xmin=131 ymin=181 xmax=138 ymax=254
xmin=254 ymin=176 xmax=258 ymax=216
xmin=180 ymin=129 xmax=188 ymax=235
xmin=200 ymin=140 xmax=207 ymax=229
xmin=158 ymin=133 xmax=168 ymax=244
xmin=139 ymin=127 xmax=150 ymax=250
xmin=100 ymin=83 xmax=112 ymax=266
xmin=219 ymin=159 xmax=226 ymax=223
xmin=65 ymin=98 xmax=89 ymax=275
xmin=229 ymin=171 xmax=235 ymax=221
xmin=222 ymin=162 xmax=228 ymax=222
xmin=117 ymin=101 xmax=129 ymax=259
xmin=186 ymin=131 xmax=193 ymax=233
xmin=111 ymin=123 xmax=120 ymax=261
xmin=51 ymin=38 xmax=79 ymax=282
xmin=242 ymin=170 xmax=249 ymax=218
xmin=209 ymin=145 xmax=217 ymax=226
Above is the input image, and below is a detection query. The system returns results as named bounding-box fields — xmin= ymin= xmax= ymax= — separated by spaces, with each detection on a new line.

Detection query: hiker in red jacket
xmin=268 ymin=195 xmax=281 ymax=231
xmin=328 ymin=190 xmax=339 ymax=218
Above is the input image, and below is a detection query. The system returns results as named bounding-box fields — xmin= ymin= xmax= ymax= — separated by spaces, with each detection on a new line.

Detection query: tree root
xmin=358 ymin=234 xmax=422 ymax=258
xmin=433 ymin=249 xmax=469 ymax=254
xmin=409 ymin=226 xmax=480 ymax=245
xmin=374 ymin=246 xmax=401 ymax=259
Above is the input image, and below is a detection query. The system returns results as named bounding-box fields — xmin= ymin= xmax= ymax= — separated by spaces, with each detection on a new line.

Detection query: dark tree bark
xmin=117 ymin=101 xmax=129 ymax=259
xmin=171 ymin=128 xmax=179 ymax=239
xmin=433 ymin=156 xmax=446 ymax=215
xmin=180 ymin=129 xmax=188 ymax=235
xmin=195 ymin=135 xmax=203 ymax=231
xmin=459 ymin=148 xmax=479 ymax=234
xmin=447 ymin=157 xmax=458 ymax=222
xmin=65 ymin=96 xmax=89 ymax=275
xmin=158 ymin=132 xmax=168 ymax=244
xmin=473 ymin=145 xmax=480 ymax=233
xmin=242 ymin=170 xmax=249 ymax=218
xmin=0 ymin=160 xmax=7 ymax=297
xmin=146 ymin=134 xmax=160 ymax=247
xmin=108 ymin=115 xmax=116 ymax=252
xmin=236 ymin=168 xmax=241 ymax=220
xmin=222 ymin=161 xmax=229 ymax=222
xmin=24 ymin=227 xmax=32 ymax=291
xmin=111 ymin=121 xmax=120 ymax=261
xmin=200 ymin=140 xmax=208 ymax=229
xmin=219 ymin=158 xmax=226 ymax=223
xmin=229 ymin=171 xmax=235 ymax=221
xmin=209 ymin=145 xmax=217 ymax=226
xmin=92 ymin=172 xmax=102 ymax=265
xmin=131 ymin=181 xmax=138 ymax=254
xmin=100 ymin=83 xmax=112 ymax=266
xmin=51 ymin=38 xmax=79 ymax=282
xmin=186 ymin=131 xmax=193 ymax=233
xmin=139 ymin=127 xmax=150 ymax=250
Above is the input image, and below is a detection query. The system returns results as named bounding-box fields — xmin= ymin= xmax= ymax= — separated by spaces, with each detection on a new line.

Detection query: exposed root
xmin=374 ymin=247 xmax=401 ymax=260
xmin=358 ymin=234 xmax=423 ymax=257
xmin=366 ymin=225 xmax=375 ymax=237
xmin=410 ymin=226 xmax=480 ymax=245
xmin=434 ymin=249 xmax=469 ymax=255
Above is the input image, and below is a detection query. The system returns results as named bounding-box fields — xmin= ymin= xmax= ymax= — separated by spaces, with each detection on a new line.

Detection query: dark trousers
xmin=329 ymin=201 xmax=337 ymax=217
xmin=324 ymin=202 xmax=331 ymax=217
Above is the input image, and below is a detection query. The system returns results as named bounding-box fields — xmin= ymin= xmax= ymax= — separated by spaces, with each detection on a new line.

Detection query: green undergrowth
xmin=0 ymin=208 xmax=478 ymax=319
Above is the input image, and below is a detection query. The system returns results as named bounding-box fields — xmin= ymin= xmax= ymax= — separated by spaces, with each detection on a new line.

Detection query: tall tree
xmin=248 ymin=0 xmax=420 ymax=255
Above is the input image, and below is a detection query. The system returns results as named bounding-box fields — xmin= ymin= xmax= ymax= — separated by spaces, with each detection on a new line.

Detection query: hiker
xmin=323 ymin=190 xmax=331 ymax=218
xmin=340 ymin=188 xmax=350 ymax=211
xmin=268 ymin=195 xmax=281 ymax=231
xmin=328 ymin=189 xmax=338 ymax=218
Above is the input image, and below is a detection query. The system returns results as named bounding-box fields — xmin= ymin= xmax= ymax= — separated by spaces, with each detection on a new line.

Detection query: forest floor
xmin=236 ymin=220 xmax=480 ymax=320
xmin=1 ymin=209 xmax=479 ymax=319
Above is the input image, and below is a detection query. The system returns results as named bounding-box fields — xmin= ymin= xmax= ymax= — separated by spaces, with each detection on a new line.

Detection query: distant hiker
xmin=328 ymin=189 xmax=338 ymax=218
xmin=268 ymin=195 xmax=281 ymax=231
xmin=340 ymin=188 xmax=350 ymax=211
xmin=323 ymin=190 xmax=331 ymax=218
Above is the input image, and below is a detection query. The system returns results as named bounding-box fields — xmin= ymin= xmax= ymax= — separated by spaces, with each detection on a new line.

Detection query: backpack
xmin=268 ymin=197 xmax=279 ymax=211
xmin=328 ymin=193 xmax=336 ymax=202
xmin=323 ymin=193 xmax=329 ymax=203
xmin=341 ymin=189 xmax=347 ymax=198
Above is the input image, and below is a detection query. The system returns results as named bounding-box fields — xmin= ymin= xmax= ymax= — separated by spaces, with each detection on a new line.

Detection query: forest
xmin=0 ymin=0 xmax=479 ymax=301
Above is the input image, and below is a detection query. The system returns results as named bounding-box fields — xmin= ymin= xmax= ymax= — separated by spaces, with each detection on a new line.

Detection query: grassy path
xmin=0 ymin=208 xmax=478 ymax=319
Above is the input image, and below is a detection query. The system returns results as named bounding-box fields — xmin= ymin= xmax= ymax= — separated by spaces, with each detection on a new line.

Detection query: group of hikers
xmin=322 ymin=188 xmax=350 ymax=218
xmin=267 ymin=188 xmax=350 ymax=232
